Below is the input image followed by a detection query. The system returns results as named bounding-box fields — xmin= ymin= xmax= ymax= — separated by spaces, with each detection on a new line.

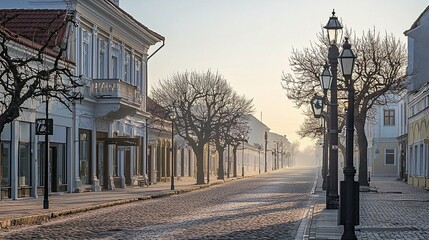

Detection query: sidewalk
xmin=305 ymin=175 xmax=429 ymax=239
xmin=0 ymin=177 xmax=234 ymax=229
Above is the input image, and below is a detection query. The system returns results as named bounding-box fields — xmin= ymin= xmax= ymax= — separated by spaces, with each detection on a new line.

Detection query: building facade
xmin=366 ymin=94 xmax=402 ymax=177
xmin=0 ymin=0 xmax=164 ymax=199
xmin=404 ymin=5 xmax=429 ymax=188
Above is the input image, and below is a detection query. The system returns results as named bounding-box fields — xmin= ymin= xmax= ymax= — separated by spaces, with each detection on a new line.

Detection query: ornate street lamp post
xmin=264 ymin=132 xmax=268 ymax=172
xmin=319 ymin=63 xmax=332 ymax=191
xmin=324 ymin=10 xmax=342 ymax=209
xmin=338 ymin=37 xmax=359 ymax=240
xmin=170 ymin=113 xmax=176 ymax=191
xmin=241 ymin=135 xmax=245 ymax=178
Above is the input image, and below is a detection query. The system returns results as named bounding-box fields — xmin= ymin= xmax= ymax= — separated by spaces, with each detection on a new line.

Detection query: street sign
xmin=35 ymin=118 xmax=53 ymax=135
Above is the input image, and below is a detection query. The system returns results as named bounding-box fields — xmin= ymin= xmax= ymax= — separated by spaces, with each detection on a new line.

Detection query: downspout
xmin=145 ymin=39 xmax=165 ymax=184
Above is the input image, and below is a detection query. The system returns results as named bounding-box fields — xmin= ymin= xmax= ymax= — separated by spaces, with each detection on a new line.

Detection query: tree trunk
xmin=355 ymin=120 xmax=369 ymax=186
xmin=233 ymin=146 xmax=238 ymax=177
xmin=195 ymin=145 xmax=205 ymax=184
xmin=217 ymin=147 xmax=225 ymax=180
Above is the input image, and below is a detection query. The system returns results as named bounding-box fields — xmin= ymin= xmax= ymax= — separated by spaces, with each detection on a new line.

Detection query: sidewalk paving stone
xmin=306 ymin=175 xmax=429 ymax=240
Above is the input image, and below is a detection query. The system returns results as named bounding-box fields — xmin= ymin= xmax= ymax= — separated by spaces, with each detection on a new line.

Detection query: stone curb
xmin=0 ymin=175 xmax=255 ymax=229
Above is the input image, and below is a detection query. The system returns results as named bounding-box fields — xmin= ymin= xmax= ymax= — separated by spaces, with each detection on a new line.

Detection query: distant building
xmin=366 ymin=94 xmax=402 ymax=177
xmin=404 ymin=5 xmax=429 ymax=188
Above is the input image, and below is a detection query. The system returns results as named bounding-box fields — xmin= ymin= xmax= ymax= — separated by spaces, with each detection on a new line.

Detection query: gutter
xmin=145 ymin=39 xmax=165 ymax=184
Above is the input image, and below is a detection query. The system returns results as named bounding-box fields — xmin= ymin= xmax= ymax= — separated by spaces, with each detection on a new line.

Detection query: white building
xmin=0 ymin=0 xmax=164 ymax=198
xmin=366 ymin=94 xmax=402 ymax=177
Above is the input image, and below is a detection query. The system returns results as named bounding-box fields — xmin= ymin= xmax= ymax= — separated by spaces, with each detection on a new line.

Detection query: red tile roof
xmin=0 ymin=9 xmax=72 ymax=51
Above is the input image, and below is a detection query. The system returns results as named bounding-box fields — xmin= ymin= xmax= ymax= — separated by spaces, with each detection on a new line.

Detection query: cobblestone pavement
xmin=307 ymin=175 xmax=429 ymax=240
xmin=0 ymin=167 xmax=316 ymax=239
xmin=357 ymin=177 xmax=429 ymax=240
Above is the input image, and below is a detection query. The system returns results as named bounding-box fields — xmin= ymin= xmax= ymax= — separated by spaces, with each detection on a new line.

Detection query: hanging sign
xmin=35 ymin=118 xmax=53 ymax=135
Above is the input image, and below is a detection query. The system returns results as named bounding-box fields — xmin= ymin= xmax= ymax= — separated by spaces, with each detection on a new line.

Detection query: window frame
xmin=385 ymin=148 xmax=395 ymax=165
xmin=383 ymin=109 xmax=395 ymax=126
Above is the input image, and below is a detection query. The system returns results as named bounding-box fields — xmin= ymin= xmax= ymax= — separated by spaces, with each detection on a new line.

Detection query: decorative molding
xmin=79 ymin=116 xmax=93 ymax=129
xmin=96 ymin=119 xmax=110 ymax=132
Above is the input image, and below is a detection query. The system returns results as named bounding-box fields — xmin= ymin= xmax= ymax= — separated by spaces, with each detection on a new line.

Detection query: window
xmin=98 ymin=39 xmax=107 ymax=78
xmin=112 ymin=55 xmax=118 ymax=78
xmin=135 ymin=59 xmax=141 ymax=89
xmin=81 ymin=30 xmax=91 ymax=78
xmin=111 ymin=42 xmax=120 ymax=79
xmin=1 ymin=142 xmax=11 ymax=187
xmin=384 ymin=109 xmax=395 ymax=126
xmin=124 ymin=52 xmax=131 ymax=83
xmin=385 ymin=149 xmax=395 ymax=165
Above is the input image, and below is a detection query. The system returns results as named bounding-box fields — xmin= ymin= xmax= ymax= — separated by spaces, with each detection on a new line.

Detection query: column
xmin=130 ymin=127 xmax=135 ymax=186
xmin=150 ymin=141 xmax=157 ymax=184
xmin=92 ymin=118 xmax=101 ymax=192
xmin=66 ymin=126 xmax=73 ymax=193
xmin=108 ymin=123 xmax=115 ymax=190
xmin=31 ymin=123 xmax=38 ymax=198
xmin=119 ymin=123 xmax=126 ymax=188
xmin=143 ymin=125 xmax=148 ymax=179
xmin=10 ymin=121 xmax=18 ymax=199
xmin=74 ymin=114 xmax=81 ymax=189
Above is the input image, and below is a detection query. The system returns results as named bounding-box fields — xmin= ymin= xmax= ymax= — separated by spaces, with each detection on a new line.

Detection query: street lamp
xmin=319 ymin=63 xmax=331 ymax=191
xmin=258 ymin=145 xmax=262 ymax=174
xmin=323 ymin=9 xmax=342 ymax=209
xmin=170 ymin=113 xmax=176 ymax=191
xmin=320 ymin=62 xmax=333 ymax=93
xmin=338 ymin=37 xmax=358 ymax=240
xmin=311 ymin=95 xmax=325 ymax=118
xmin=264 ymin=131 xmax=268 ymax=172
xmin=241 ymin=135 xmax=245 ymax=177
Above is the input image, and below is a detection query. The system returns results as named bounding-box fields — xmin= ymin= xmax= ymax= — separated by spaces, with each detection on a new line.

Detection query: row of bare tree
xmin=282 ymin=29 xmax=407 ymax=186
xmin=151 ymin=70 xmax=254 ymax=184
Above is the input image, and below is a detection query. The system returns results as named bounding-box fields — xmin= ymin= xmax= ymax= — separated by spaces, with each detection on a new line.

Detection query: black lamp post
xmin=170 ymin=113 xmax=176 ymax=191
xmin=43 ymin=94 xmax=49 ymax=209
xmin=264 ymin=132 xmax=267 ymax=172
xmin=241 ymin=135 xmax=245 ymax=178
xmin=319 ymin=62 xmax=332 ymax=191
xmin=258 ymin=146 xmax=262 ymax=174
xmin=338 ymin=37 xmax=359 ymax=240
xmin=324 ymin=10 xmax=342 ymax=209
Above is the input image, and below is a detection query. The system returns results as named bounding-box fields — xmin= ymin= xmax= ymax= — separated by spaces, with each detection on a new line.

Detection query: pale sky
xmin=121 ymin=0 xmax=427 ymax=150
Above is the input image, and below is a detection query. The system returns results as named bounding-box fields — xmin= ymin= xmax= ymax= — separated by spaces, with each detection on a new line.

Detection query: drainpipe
xmin=145 ymin=40 xmax=165 ymax=184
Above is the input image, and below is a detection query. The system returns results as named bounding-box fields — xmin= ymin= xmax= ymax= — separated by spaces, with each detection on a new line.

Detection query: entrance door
xmin=50 ymin=146 xmax=58 ymax=192
xmin=125 ymin=149 xmax=131 ymax=185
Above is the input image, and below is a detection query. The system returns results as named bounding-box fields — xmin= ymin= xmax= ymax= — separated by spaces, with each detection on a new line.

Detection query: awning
xmin=104 ymin=137 xmax=140 ymax=146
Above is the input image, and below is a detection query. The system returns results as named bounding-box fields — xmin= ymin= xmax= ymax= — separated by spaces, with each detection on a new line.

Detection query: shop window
xmin=18 ymin=143 xmax=31 ymax=186
xmin=1 ymin=142 xmax=11 ymax=187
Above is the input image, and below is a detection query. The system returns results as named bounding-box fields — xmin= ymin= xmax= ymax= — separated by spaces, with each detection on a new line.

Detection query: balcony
xmin=91 ymin=79 xmax=145 ymax=119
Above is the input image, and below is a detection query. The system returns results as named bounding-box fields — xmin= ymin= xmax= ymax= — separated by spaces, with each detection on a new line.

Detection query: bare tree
xmin=152 ymin=70 xmax=246 ymax=184
xmin=212 ymin=95 xmax=253 ymax=180
xmin=282 ymin=29 xmax=407 ymax=186
xmin=0 ymin=10 xmax=83 ymax=135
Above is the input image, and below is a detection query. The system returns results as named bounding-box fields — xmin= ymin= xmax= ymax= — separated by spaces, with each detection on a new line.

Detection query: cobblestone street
xmin=0 ymin=167 xmax=315 ymax=239
xmin=357 ymin=178 xmax=429 ymax=239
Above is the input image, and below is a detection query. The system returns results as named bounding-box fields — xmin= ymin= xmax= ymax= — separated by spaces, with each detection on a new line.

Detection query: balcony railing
xmin=92 ymin=79 xmax=144 ymax=108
